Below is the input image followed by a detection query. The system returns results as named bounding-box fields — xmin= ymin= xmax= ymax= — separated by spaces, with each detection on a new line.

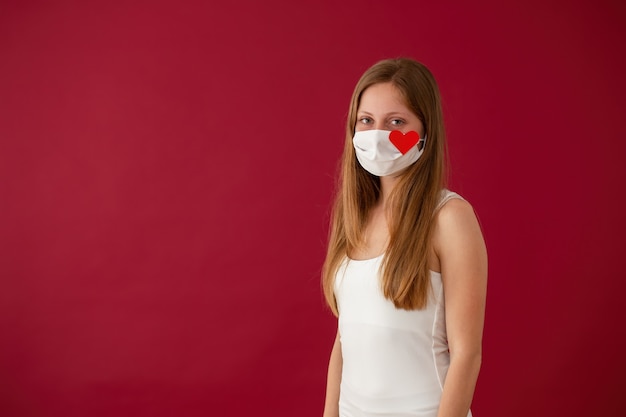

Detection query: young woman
xmin=322 ymin=58 xmax=487 ymax=417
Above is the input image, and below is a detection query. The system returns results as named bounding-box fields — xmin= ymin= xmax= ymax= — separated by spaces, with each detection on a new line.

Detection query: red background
xmin=1 ymin=1 xmax=625 ymax=416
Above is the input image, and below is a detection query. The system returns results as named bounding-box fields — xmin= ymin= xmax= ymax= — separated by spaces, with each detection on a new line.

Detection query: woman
xmin=322 ymin=58 xmax=487 ymax=417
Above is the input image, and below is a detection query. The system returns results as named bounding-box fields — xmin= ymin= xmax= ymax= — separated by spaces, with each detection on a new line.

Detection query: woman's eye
xmin=390 ymin=119 xmax=405 ymax=126
xmin=359 ymin=117 xmax=372 ymax=124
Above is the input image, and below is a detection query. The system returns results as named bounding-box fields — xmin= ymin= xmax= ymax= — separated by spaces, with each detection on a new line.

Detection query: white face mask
xmin=352 ymin=129 xmax=426 ymax=176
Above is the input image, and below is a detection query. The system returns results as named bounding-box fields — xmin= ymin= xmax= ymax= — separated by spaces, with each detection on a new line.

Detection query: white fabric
xmin=334 ymin=190 xmax=471 ymax=417
xmin=352 ymin=129 xmax=425 ymax=177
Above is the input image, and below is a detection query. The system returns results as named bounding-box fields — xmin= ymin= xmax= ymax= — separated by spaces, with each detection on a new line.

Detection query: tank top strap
xmin=436 ymin=189 xmax=465 ymax=211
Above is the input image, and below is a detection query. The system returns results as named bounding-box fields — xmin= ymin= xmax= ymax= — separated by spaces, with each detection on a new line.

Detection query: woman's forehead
xmin=358 ymin=83 xmax=411 ymax=114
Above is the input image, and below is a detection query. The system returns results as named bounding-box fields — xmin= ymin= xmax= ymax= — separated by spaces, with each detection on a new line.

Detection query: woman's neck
xmin=378 ymin=175 xmax=401 ymax=208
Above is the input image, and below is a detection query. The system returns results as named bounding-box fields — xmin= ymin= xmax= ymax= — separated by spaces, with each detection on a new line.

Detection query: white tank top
xmin=334 ymin=190 xmax=472 ymax=417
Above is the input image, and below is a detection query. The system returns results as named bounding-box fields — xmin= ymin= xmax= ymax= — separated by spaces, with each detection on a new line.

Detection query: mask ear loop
xmin=418 ymin=135 xmax=427 ymax=151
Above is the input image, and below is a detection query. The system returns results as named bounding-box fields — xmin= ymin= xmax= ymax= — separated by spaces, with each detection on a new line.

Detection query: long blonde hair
xmin=322 ymin=58 xmax=447 ymax=315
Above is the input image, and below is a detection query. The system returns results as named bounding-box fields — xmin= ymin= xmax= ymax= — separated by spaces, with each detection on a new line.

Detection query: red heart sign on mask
xmin=389 ymin=130 xmax=420 ymax=155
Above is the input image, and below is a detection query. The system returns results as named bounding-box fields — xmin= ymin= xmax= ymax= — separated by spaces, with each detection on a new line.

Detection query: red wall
xmin=1 ymin=1 xmax=625 ymax=416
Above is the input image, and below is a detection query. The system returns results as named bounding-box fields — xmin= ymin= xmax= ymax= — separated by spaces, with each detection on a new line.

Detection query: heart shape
xmin=389 ymin=130 xmax=420 ymax=155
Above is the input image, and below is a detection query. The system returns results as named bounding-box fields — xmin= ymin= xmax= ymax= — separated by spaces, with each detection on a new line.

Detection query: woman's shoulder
xmin=433 ymin=189 xmax=482 ymax=247
xmin=436 ymin=188 xmax=468 ymax=211
xmin=430 ymin=189 xmax=483 ymax=274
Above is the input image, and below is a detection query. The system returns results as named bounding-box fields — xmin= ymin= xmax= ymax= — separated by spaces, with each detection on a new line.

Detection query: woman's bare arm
xmin=433 ymin=198 xmax=488 ymax=417
xmin=323 ymin=330 xmax=342 ymax=417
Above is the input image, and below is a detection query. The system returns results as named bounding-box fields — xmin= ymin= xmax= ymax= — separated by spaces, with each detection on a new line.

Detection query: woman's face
xmin=355 ymin=82 xmax=425 ymax=138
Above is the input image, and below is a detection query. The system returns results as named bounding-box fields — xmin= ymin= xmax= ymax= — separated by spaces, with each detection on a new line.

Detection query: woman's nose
xmin=374 ymin=121 xmax=387 ymax=130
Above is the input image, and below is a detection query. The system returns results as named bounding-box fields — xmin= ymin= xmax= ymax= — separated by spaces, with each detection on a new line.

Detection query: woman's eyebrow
xmin=385 ymin=111 xmax=410 ymax=117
